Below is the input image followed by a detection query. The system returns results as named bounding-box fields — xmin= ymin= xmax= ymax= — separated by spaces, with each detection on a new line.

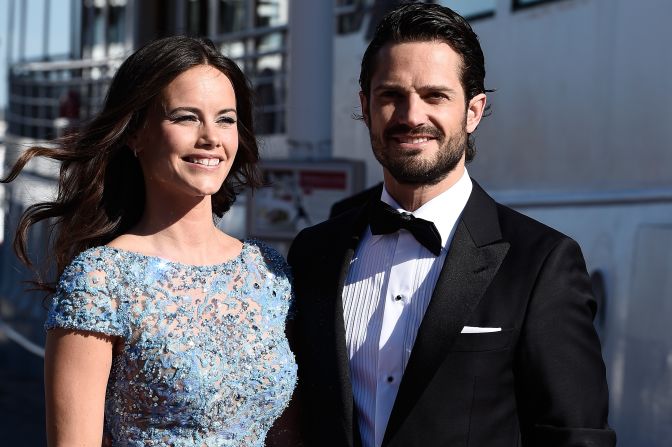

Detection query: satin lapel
xmin=326 ymin=198 xmax=375 ymax=447
xmin=382 ymin=182 xmax=510 ymax=445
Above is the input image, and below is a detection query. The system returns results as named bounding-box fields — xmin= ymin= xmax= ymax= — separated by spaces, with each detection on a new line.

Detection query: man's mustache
xmin=383 ymin=124 xmax=444 ymax=139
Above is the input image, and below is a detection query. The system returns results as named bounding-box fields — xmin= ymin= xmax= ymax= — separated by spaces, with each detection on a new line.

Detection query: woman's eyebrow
xmin=165 ymin=106 xmax=237 ymax=115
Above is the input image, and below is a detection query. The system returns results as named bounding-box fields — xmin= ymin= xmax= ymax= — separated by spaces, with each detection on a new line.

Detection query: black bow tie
xmin=369 ymin=200 xmax=442 ymax=256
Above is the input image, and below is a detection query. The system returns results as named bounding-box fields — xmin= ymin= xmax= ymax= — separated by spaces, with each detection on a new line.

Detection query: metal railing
xmin=214 ymin=24 xmax=288 ymax=135
xmin=6 ymin=57 xmax=123 ymax=140
xmin=6 ymin=24 xmax=290 ymax=140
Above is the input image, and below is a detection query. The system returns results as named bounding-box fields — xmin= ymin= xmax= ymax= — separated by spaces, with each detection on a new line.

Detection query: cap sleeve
xmin=252 ymin=239 xmax=295 ymax=320
xmin=45 ymin=248 xmax=124 ymax=337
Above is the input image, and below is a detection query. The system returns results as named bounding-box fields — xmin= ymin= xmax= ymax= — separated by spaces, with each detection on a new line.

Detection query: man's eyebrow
xmin=373 ymin=83 xmax=405 ymax=92
xmin=418 ymin=85 xmax=458 ymax=95
xmin=372 ymin=83 xmax=458 ymax=95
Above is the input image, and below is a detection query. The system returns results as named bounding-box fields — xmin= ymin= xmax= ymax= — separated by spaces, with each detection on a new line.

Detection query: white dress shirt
xmin=342 ymin=169 xmax=472 ymax=447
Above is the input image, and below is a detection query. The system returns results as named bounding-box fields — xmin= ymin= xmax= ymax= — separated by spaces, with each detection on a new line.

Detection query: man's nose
xmin=396 ymin=95 xmax=426 ymax=127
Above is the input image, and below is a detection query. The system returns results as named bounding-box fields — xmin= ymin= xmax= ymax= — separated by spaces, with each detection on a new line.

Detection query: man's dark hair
xmin=359 ymin=3 xmax=489 ymax=161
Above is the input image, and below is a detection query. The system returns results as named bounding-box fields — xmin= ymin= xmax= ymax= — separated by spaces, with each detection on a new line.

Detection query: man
xmin=287 ymin=3 xmax=615 ymax=447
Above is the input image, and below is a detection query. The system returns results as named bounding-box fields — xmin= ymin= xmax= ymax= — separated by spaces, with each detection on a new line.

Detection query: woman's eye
xmin=171 ymin=115 xmax=198 ymax=123
xmin=217 ymin=116 xmax=237 ymax=125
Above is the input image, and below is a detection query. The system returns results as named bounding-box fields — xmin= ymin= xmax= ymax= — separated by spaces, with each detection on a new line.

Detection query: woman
xmin=2 ymin=36 xmax=297 ymax=446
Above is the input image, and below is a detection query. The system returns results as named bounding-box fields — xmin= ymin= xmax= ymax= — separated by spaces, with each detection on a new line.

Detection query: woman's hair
xmin=1 ymin=36 xmax=262 ymax=291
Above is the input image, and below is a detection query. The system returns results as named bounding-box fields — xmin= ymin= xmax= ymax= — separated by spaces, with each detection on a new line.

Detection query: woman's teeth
xmin=187 ymin=158 xmax=220 ymax=166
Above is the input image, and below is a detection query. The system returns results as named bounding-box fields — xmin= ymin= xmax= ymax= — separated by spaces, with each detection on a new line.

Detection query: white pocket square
xmin=461 ymin=326 xmax=502 ymax=334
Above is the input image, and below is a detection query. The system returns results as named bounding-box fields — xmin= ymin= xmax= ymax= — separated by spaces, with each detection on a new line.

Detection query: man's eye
xmin=380 ymin=91 xmax=400 ymax=98
xmin=428 ymin=92 xmax=450 ymax=102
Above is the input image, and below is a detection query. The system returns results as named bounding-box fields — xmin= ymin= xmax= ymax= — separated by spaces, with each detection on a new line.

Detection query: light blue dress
xmin=46 ymin=240 xmax=297 ymax=447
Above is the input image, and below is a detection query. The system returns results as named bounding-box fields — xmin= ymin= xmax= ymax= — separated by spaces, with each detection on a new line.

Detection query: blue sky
xmin=0 ymin=0 xmax=72 ymax=111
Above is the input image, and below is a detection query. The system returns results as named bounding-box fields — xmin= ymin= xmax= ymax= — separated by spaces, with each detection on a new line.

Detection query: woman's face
xmin=133 ymin=64 xmax=239 ymax=201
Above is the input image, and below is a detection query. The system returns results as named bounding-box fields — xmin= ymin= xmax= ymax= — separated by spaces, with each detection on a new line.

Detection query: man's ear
xmin=466 ymin=93 xmax=487 ymax=133
xmin=359 ymin=91 xmax=370 ymax=128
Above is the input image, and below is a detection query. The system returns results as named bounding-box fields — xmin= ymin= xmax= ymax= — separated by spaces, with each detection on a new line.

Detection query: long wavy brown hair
xmin=1 ymin=36 xmax=263 ymax=292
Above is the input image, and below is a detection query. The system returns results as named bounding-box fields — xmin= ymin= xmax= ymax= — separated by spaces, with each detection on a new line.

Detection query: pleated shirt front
xmin=342 ymin=170 xmax=472 ymax=447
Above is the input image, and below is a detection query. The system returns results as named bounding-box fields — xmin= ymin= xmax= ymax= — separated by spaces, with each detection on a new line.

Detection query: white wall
xmin=332 ymin=0 xmax=672 ymax=192
xmin=472 ymin=0 xmax=672 ymax=191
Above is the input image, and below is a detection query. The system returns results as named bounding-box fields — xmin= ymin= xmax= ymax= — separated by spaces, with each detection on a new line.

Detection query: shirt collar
xmin=380 ymin=168 xmax=473 ymax=248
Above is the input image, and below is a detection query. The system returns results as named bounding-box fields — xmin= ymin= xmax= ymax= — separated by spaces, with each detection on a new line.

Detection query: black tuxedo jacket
xmin=287 ymin=180 xmax=615 ymax=447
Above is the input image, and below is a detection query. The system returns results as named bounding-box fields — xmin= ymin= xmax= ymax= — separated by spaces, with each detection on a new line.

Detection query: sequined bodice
xmin=46 ymin=240 xmax=297 ymax=446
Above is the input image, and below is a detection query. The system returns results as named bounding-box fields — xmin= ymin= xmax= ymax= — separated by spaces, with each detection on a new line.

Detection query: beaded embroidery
xmin=46 ymin=240 xmax=297 ymax=446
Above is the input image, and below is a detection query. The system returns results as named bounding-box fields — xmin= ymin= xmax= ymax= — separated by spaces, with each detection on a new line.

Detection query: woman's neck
xmin=116 ymin=194 xmax=240 ymax=265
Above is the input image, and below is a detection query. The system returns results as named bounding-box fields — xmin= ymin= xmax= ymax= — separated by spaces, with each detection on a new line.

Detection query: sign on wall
xmin=247 ymin=159 xmax=365 ymax=240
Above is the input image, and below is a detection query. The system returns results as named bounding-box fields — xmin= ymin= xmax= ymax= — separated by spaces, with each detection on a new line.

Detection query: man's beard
xmin=369 ymin=122 xmax=468 ymax=186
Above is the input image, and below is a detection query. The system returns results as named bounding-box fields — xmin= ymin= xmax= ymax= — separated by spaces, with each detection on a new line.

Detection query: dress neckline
xmin=100 ymin=239 xmax=251 ymax=269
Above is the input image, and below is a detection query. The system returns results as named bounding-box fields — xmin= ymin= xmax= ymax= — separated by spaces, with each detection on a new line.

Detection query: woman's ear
xmin=127 ymin=133 xmax=141 ymax=158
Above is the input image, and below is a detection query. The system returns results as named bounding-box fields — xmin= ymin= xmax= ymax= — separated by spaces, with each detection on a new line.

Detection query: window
xmin=213 ymin=0 xmax=288 ymax=135
xmin=186 ymin=0 xmax=208 ymax=36
xmin=107 ymin=4 xmax=126 ymax=57
xmin=255 ymin=0 xmax=287 ymax=27
xmin=337 ymin=0 xmax=495 ymax=36
xmin=437 ymin=0 xmax=496 ymax=20
xmin=335 ymin=0 xmax=374 ymax=35
xmin=513 ymin=0 xmax=566 ymax=10
xmin=218 ymin=0 xmax=247 ymax=34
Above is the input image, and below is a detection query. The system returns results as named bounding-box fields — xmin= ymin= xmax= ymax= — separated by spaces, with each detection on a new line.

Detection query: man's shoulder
xmin=469 ymin=180 xmax=568 ymax=245
xmin=492 ymin=199 xmax=573 ymax=255
xmin=496 ymin=201 xmax=561 ymax=235
xmin=329 ymin=182 xmax=382 ymax=218
xmin=289 ymin=204 xmax=365 ymax=262
xmin=296 ymin=205 xmax=362 ymax=242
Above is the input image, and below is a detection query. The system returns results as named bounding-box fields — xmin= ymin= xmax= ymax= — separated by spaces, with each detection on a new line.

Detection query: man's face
xmin=360 ymin=41 xmax=485 ymax=185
